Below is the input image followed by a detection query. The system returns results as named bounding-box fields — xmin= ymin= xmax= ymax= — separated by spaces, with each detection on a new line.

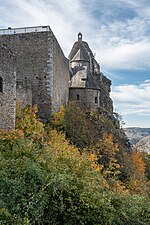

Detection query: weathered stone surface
xmin=0 ymin=26 xmax=69 ymax=127
xmin=0 ymin=27 xmax=115 ymax=130
xmin=0 ymin=44 xmax=16 ymax=129
xmin=52 ymin=36 xmax=69 ymax=113
xmin=68 ymin=33 xmax=113 ymax=117
xmin=69 ymin=88 xmax=100 ymax=111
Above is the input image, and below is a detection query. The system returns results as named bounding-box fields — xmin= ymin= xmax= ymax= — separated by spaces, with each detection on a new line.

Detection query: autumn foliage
xmin=0 ymin=104 xmax=150 ymax=224
xmin=131 ymin=151 xmax=145 ymax=176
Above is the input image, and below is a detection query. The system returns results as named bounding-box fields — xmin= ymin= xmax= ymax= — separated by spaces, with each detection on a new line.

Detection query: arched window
xmin=77 ymin=94 xmax=80 ymax=100
xmin=95 ymin=96 xmax=98 ymax=104
xmin=0 ymin=77 xmax=3 ymax=92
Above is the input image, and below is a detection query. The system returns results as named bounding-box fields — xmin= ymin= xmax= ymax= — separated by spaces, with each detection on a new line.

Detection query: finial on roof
xmin=78 ymin=32 xmax=82 ymax=41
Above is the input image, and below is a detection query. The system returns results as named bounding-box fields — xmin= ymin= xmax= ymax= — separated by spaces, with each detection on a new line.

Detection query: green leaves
xmin=0 ymin=105 xmax=150 ymax=224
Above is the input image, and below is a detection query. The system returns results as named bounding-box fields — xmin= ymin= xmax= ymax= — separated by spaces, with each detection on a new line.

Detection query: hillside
xmin=0 ymin=105 xmax=150 ymax=224
xmin=135 ymin=135 xmax=150 ymax=154
xmin=124 ymin=127 xmax=150 ymax=144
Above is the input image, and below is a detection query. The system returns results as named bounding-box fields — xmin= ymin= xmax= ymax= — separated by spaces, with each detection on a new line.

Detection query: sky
xmin=0 ymin=0 xmax=150 ymax=128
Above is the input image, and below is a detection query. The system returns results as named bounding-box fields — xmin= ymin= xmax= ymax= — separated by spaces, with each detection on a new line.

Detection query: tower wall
xmin=69 ymin=88 xmax=99 ymax=111
xmin=68 ymin=33 xmax=114 ymax=117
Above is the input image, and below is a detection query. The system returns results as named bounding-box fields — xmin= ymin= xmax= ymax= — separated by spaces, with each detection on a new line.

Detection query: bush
xmin=0 ymin=106 xmax=150 ymax=224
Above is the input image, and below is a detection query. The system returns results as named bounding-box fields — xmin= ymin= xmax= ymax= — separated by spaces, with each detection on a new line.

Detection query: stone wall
xmin=69 ymin=88 xmax=99 ymax=111
xmin=0 ymin=31 xmax=51 ymax=119
xmin=16 ymin=80 xmax=32 ymax=108
xmin=0 ymin=28 xmax=69 ymax=121
xmin=52 ymin=33 xmax=69 ymax=113
xmin=0 ymin=27 xmax=114 ymax=130
xmin=69 ymin=85 xmax=113 ymax=115
xmin=0 ymin=45 xmax=16 ymax=129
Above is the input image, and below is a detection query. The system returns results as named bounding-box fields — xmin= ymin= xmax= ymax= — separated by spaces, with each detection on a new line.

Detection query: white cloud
xmin=1 ymin=0 xmax=150 ymax=127
xmin=111 ymin=80 xmax=150 ymax=116
xmin=91 ymin=15 xmax=150 ymax=71
xmin=144 ymin=79 xmax=150 ymax=83
xmin=100 ymin=39 xmax=150 ymax=70
xmin=1 ymin=0 xmax=150 ymax=71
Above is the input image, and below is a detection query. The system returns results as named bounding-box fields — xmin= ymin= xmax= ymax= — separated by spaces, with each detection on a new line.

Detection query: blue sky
xmin=0 ymin=0 xmax=150 ymax=127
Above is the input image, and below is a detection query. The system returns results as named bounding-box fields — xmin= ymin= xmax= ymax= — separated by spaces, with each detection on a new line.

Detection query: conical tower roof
xmin=70 ymin=48 xmax=89 ymax=62
xmin=68 ymin=33 xmax=94 ymax=61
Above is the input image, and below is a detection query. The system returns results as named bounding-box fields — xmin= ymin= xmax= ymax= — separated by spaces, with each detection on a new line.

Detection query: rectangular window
xmin=81 ymin=78 xmax=87 ymax=81
xmin=95 ymin=96 xmax=98 ymax=104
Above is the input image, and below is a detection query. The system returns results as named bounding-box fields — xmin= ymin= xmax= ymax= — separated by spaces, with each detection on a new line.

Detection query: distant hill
xmin=135 ymin=135 xmax=150 ymax=154
xmin=124 ymin=127 xmax=150 ymax=144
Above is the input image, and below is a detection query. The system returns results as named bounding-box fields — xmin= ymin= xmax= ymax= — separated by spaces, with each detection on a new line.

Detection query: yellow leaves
xmin=89 ymin=153 xmax=95 ymax=161
xmin=103 ymin=132 xmax=113 ymax=144
xmin=89 ymin=152 xmax=103 ymax=172
xmin=91 ymin=162 xmax=103 ymax=172
xmin=91 ymin=132 xmax=120 ymax=179
xmin=123 ymin=152 xmax=148 ymax=194
xmin=131 ymin=151 xmax=145 ymax=176
xmin=103 ymin=132 xmax=119 ymax=153
xmin=129 ymin=179 xmax=138 ymax=190
xmin=41 ymin=129 xmax=105 ymax=192
xmin=0 ymin=129 xmax=24 ymax=140
xmin=51 ymin=106 xmax=65 ymax=130
xmin=16 ymin=104 xmax=45 ymax=141
xmin=114 ymin=143 xmax=119 ymax=152
xmin=54 ymin=105 xmax=65 ymax=119
xmin=110 ymin=180 xmax=128 ymax=195
xmin=45 ymin=129 xmax=80 ymax=163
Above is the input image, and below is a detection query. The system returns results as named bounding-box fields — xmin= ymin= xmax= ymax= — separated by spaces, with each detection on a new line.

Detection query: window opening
xmin=95 ymin=96 xmax=98 ymax=104
xmin=77 ymin=94 xmax=80 ymax=100
xmin=78 ymin=32 xmax=82 ymax=41
xmin=81 ymin=78 xmax=87 ymax=81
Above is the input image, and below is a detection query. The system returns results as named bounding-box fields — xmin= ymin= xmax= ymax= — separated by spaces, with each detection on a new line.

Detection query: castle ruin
xmin=0 ymin=26 xmax=113 ymax=129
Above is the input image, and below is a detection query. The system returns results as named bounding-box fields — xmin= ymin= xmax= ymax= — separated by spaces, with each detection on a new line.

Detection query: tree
xmin=63 ymin=101 xmax=93 ymax=148
xmin=142 ymin=152 xmax=150 ymax=180
xmin=91 ymin=132 xmax=120 ymax=179
xmin=1 ymin=105 xmax=150 ymax=224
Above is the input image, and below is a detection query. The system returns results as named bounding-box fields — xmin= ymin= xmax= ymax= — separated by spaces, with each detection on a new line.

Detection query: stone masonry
xmin=0 ymin=26 xmax=114 ymax=129
xmin=0 ymin=26 xmax=69 ymax=128
xmin=0 ymin=44 xmax=16 ymax=129
xmin=69 ymin=33 xmax=113 ymax=116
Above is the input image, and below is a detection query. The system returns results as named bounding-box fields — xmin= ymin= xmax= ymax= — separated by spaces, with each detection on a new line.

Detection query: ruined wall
xmin=0 ymin=45 xmax=16 ymax=129
xmin=0 ymin=28 xmax=69 ymax=121
xmin=69 ymin=88 xmax=99 ymax=111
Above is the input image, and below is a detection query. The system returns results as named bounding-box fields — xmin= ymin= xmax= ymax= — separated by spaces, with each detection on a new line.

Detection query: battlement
xmin=0 ymin=25 xmax=50 ymax=35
